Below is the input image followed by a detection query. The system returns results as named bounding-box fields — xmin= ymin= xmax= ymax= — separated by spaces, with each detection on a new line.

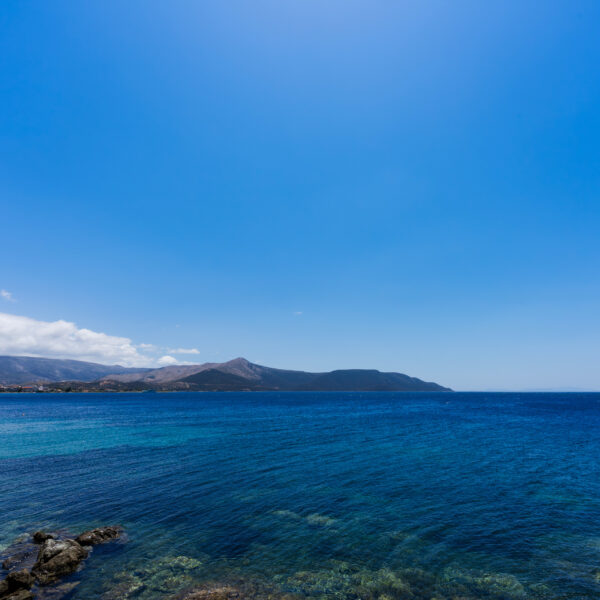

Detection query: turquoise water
xmin=1 ymin=392 xmax=599 ymax=599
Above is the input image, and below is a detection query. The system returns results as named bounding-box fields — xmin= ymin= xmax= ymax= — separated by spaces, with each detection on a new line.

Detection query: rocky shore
xmin=1 ymin=527 xmax=278 ymax=600
xmin=1 ymin=528 xmax=296 ymax=600
xmin=0 ymin=526 xmax=122 ymax=600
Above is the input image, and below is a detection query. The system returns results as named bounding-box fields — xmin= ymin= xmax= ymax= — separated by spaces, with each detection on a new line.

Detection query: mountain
xmin=105 ymin=357 xmax=315 ymax=386
xmin=296 ymin=369 xmax=447 ymax=391
xmin=0 ymin=356 xmax=451 ymax=392
xmin=180 ymin=369 xmax=268 ymax=391
xmin=0 ymin=356 xmax=150 ymax=385
xmin=101 ymin=357 xmax=450 ymax=392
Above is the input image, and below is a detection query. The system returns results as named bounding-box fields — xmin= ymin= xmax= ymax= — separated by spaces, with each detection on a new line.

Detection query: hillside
xmin=0 ymin=356 xmax=451 ymax=392
xmin=0 ymin=356 xmax=149 ymax=385
xmin=101 ymin=358 xmax=450 ymax=392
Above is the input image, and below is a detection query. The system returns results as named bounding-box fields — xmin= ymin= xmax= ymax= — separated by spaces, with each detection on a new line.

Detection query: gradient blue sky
xmin=1 ymin=1 xmax=599 ymax=390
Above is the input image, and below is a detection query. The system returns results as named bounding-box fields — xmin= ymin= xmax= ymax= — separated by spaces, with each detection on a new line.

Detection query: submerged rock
xmin=304 ymin=513 xmax=337 ymax=527
xmin=0 ymin=590 xmax=33 ymax=600
xmin=31 ymin=539 xmax=88 ymax=585
xmin=280 ymin=561 xmax=438 ymax=600
xmin=1 ymin=537 xmax=37 ymax=574
xmin=36 ymin=581 xmax=80 ymax=600
xmin=75 ymin=526 xmax=122 ymax=547
xmin=178 ymin=584 xmax=244 ymax=600
xmin=442 ymin=566 xmax=526 ymax=598
xmin=1 ymin=553 xmax=32 ymax=573
xmin=174 ymin=579 xmax=294 ymax=600
xmin=102 ymin=555 xmax=205 ymax=600
xmin=272 ymin=510 xmax=337 ymax=528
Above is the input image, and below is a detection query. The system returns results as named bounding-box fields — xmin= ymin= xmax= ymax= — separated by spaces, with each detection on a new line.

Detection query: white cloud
xmin=157 ymin=355 xmax=178 ymax=366
xmin=137 ymin=343 xmax=157 ymax=350
xmin=0 ymin=312 xmax=205 ymax=368
xmin=0 ymin=312 xmax=151 ymax=367
xmin=1 ymin=290 xmax=15 ymax=302
xmin=293 ymin=311 xmax=303 ymax=316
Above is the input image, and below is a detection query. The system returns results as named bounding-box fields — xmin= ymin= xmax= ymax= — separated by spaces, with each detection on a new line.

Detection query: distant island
xmin=0 ymin=356 xmax=451 ymax=392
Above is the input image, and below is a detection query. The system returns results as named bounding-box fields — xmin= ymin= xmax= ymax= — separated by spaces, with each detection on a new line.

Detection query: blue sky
xmin=1 ymin=1 xmax=599 ymax=390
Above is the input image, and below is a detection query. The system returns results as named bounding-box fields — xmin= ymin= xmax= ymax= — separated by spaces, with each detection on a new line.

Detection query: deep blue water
xmin=1 ymin=392 xmax=599 ymax=600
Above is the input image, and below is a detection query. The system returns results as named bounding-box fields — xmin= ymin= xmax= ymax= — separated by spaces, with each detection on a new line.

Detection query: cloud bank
xmin=0 ymin=312 xmax=153 ymax=367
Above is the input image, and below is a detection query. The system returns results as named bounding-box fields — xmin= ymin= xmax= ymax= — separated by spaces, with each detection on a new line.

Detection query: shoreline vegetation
xmin=0 ymin=356 xmax=451 ymax=393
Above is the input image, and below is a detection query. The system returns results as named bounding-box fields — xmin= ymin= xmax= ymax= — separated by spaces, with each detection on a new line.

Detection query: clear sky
xmin=1 ymin=1 xmax=599 ymax=390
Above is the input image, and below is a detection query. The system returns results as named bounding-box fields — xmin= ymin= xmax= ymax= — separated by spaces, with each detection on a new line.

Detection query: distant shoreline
xmin=0 ymin=356 xmax=451 ymax=393
xmin=0 ymin=388 xmax=454 ymax=394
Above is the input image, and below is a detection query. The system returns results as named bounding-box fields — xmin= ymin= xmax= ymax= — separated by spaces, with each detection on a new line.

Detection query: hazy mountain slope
xmin=0 ymin=356 xmax=149 ymax=385
xmin=107 ymin=364 xmax=209 ymax=384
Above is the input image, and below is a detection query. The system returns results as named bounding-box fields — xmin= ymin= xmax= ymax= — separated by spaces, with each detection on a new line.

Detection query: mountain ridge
xmin=0 ymin=356 xmax=451 ymax=391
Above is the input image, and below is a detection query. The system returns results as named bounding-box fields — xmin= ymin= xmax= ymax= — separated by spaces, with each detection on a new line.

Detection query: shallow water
xmin=1 ymin=392 xmax=599 ymax=599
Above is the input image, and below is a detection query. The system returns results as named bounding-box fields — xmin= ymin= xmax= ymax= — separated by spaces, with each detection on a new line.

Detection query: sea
xmin=1 ymin=392 xmax=599 ymax=600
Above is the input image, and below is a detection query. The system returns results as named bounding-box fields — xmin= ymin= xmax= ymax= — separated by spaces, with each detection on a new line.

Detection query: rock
xmin=32 ymin=532 xmax=54 ymax=544
xmin=31 ymin=539 xmax=88 ymax=585
xmin=75 ymin=526 xmax=122 ymax=546
xmin=5 ymin=572 xmax=34 ymax=591
xmin=179 ymin=585 xmax=244 ymax=600
xmin=0 ymin=569 xmax=35 ymax=600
